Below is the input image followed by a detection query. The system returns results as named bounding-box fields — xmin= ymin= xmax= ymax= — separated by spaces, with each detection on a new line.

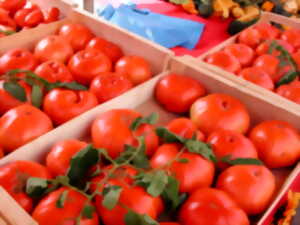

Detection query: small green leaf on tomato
xmin=31 ymin=84 xmax=43 ymax=108
xmin=102 ymin=185 xmax=122 ymax=210
xmin=130 ymin=113 xmax=159 ymax=131
xmin=146 ymin=170 xmax=168 ymax=197
xmin=185 ymin=139 xmax=216 ymax=162
xmin=220 ymin=155 xmax=263 ymax=165
xmin=3 ymin=82 xmax=27 ymax=102
xmin=125 ymin=210 xmax=159 ymax=225
xmin=56 ymin=190 xmax=69 ymax=208
xmin=155 ymin=127 xmax=185 ymax=143
xmin=26 ymin=177 xmax=49 ymax=198
xmin=81 ymin=204 xmax=96 ymax=219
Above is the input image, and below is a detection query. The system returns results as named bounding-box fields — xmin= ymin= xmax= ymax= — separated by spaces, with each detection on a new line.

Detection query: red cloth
xmin=138 ymin=2 xmax=232 ymax=57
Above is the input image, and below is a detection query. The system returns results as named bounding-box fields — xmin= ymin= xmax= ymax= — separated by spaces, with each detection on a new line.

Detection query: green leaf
xmin=81 ymin=205 xmax=96 ymax=219
xmin=176 ymin=158 xmax=189 ymax=163
xmin=130 ymin=113 xmax=159 ymax=131
xmin=56 ymin=190 xmax=69 ymax=208
xmin=3 ymin=82 xmax=26 ymax=102
xmin=116 ymin=136 xmax=150 ymax=169
xmin=0 ymin=30 xmax=16 ymax=36
xmin=31 ymin=85 xmax=43 ymax=108
xmin=185 ymin=139 xmax=216 ymax=162
xmin=155 ymin=127 xmax=185 ymax=143
xmin=168 ymin=0 xmax=188 ymax=4
xmin=161 ymin=176 xmax=181 ymax=210
xmin=67 ymin=145 xmax=99 ymax=185
xmin=221 ymin=155 xmax=263 ymax=165
xmin=102 ymin=185 xmax=122 ymax=210
xmin=147 ymin=171 xmax=168 ymax=197
xmin=50 ymin=81 xmax=87 ymax=91
xmin=125 ymin=210 xmax=159 ymax=225
xmin=26 ymin=177 xmax=49 ymax=198
xmin=276 ymin=71 xmax=299 ymax=87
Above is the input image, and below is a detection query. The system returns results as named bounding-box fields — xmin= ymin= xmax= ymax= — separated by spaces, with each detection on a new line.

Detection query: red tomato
xmin=0 ymin=48 xmax=37 ymax=73
xmin=238 ymin=28 xmax=262 ymax=48
xmin=224 ymin=43 xmax=254 ymax=66
xmin=207 ymin=130 xmax=258 ymax=169
xmin=253 ymin=54 xmax=280 ymax=79
xmin=43 ymin=89 xmax=98 ymax=125
xmin=206 ymin=51 xmax=241 ymax=74
xmin=58 ymin=23 xmax=94 ymax=51
xmin=34 ymin=60 xmax=74 ymax=83
xmin=115 ymin=56 xmax=152 ymax=85
xmin=0 ymin=8 xmax=16 ymax=30
xmin=44 ymin=7 xmax=60 ymax=23
xmin=46 ymin=139 xmax=88 ymax=177
xmin=217 ymin=165 xmax=275 ymax=215
xmin=86 ymin=37 xmax=124 ymax=63
xmin=150 ymin=143 xmax=215 ymax=193
xmin=14 ymin=7 xmax=44 ymax=28
xmin=89 ymin=72 xmax=133 ymax=103
xmin=166 ymin=117 xmax=205 ymax=141
xmin=68 ymin=49 xmax=112 ymax=85
xmin=95 ymin=185 xmax=163 ymax=225
xmin=0 ymin=24 xmax=15 ymax=34
xmin=190 ymin=93 xmax=250 ymax=135
xmin=0 ymin=147 xmax=3 ymax=158
xmin=0 ymin=80 xmax=31 ymax=115
xmin=0 ymin=104 xmax=53 ymax=152
xmin=179 ymin=188 xmax=250 ymax=225
xmin=276 ymin=81 xmax=300 ymax=104
xmin=34 ymin=35 xmax=74 ymax=63
xmin=293 ymin=51 xmax=300 ymax=69
xmin=155 ymin=74 xmax=206 ymax=114
xmin=32 ymin=187 xmax=99 ymax=225
xmin=281 ymin=28 xmax=300 ymax=48
xmin=249 ymin=120 xmax=300 ymax=168
xmin=254 ymin=23 xmax=280 ymax=40
xmin=91 ymin=109 xmax=159 ymax=158
xmin=256 ymin=40 xmax=294 ymax=56
xmin=0 ymin=160 xmax=51 ymax=212
xmin=238 ymin=67 xmax=274 ymax=91
xmin=0 ymin=0 xmax=26 ymax=14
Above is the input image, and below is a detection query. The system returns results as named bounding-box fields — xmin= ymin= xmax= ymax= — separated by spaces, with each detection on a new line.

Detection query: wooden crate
xmin=0 ymin=56 xmax=299 ymax=224
xmin=194 ymin=12 xmax=300 ymax=111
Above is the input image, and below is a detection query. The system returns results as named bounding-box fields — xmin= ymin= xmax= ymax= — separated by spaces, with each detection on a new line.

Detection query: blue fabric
xmin=97 ymin=4 xmax=205 ymax=49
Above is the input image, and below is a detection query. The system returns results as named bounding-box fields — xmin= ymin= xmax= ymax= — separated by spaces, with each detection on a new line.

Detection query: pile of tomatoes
xmin=206 ymin=23 xmax=300 ymax=105
xmin=0 ymin=22 xmax=152 ymax=158
xmin=1 ymin=73 xmax=299 ymax=225
xmin=0 ymin=0 xmax=61 ymax=37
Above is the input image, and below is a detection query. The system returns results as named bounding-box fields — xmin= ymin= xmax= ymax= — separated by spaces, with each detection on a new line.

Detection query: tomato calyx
xmin=2 ymin=69 xmax=87 ymax=108
xmin=0 ymin=29 xmax=16 ymax=36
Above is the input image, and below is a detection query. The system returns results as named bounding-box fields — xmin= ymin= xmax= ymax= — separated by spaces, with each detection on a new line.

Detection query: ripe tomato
xmin=179 ymin=188 xmax=249 ymax=225
xmin=44 ymin=7 xmax=60 ymax=23
xmin=0 ymin=147 xmax=3 ymax=158
xmin=34 ymin=60 xmax=74 ymax=83
xmin=166 ymin=117 xmax=205 ymax=141
xmin=95 ymin=185 xmax=163 ymax=225
xmin=254 ymin=54 xmax=280 ymax=79
xmin=46 ymin=139 xmax=88 ymax=177
xmin=89 ymin=72 xmax=133 ymax=103
xmin=58 ymin=23 xmax=94 ymax=51
xmin=0 ymin=8 xmax=16 ymax=30
xmin=0 ymin=160 xmax=51 ymax=212
xmin=281 ymin=28 xmax=300 ymax=48
xmin=238 ymin=28 xmax=261 ymax=48
xmin=0 ymin=80 xmax=31 ymax=115
xmin=224 ymin=43 xmax=254 ymax=67
xmin=155 ymin=74 xmax=206 ymax=114
xmin=249 ymin=120 xmax=300 ymax=168
xmin=34 ymin=35 xmax=74 ymax=63
xmin=0 ymin=48 xmax=37 ymax=73
xmin=217 ymin=165 xmax=276 ymax=215
xmin=256 ymin=40 xmax=294 ymax=56
xmin=0 ymin=0 xmax=26 ymax=14
xmin=150 ymin=143 xmax=215 ymax=193
xmin=254 ymin=23 xmax=280 ymax=40
xmin=207 ymin=130 xmax=258 ymax=169
xmin=206 ymin=51 xmax=241 ymax=74
xmin=276 ymin=81 xmax=300 ymax=104
xmin=43 ymin=89 xmax=98 ymax=125
xmin=238 ymin=67 xmax=274 ymax=91
xmin=32 ymin=187 xmax=99 ymax=225
xmin=86 ymin=37 xmax=124 ymax=63
xmin=0 ymin=104 xmax=53 ymax=152
xmin=91 ymin=109 xmax=159 ymax=158
xmin=293 ymin=51 xmax=300 ymax=69
xmin=14 ymin=7 xmax=44 ymax=28
xmin=115 ymin=56 xmax=152 ymax=85
xmin=68 ymin=49 xmax=112 ymax=85
xmin=190 ymin=94 xmax=250 ymax=135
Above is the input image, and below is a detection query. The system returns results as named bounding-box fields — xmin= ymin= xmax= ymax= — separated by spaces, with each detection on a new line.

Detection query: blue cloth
xmin=97 ymin=4 xmax=205 ymax=49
